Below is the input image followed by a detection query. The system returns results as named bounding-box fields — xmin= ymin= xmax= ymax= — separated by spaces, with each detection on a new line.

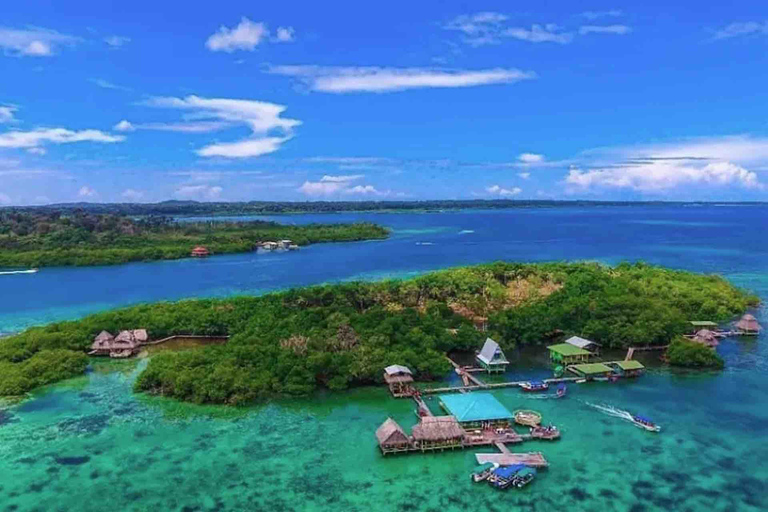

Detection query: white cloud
xmin=0 ymin=128 xmax=124 ymax=150
xmin=320 ymin=174 xmax=364 ymax=183
xmin=712 ymin=21 xmax=768 ymax=40
xmin=267 ymin=65 xmax=536 ymax=93
xmin=443 ymin=12 xmax=510 ymax=46
xmin=174 ymin=184 xmax=223 ymax=200
xmin=518 ymin=172 xmax=531 ymax=179
xmin=581 ymin=10 xmax=623 ymax=20
xmin=343 ymin=185 xmax=387 ymax=196
xmin=503 ymin=24 xmax=573 ymax=44
xmin=274 ymin=26 xmax=295 ymax=42
xmin=0 ymin=105 xmax=17 ymax=123
xmin=104 ymin=35 xmax=131 ymax=47
xmin=0 ymin=27 xmax=79 ymax=57
xmin=89 ymin=78 xmax=131 ymax=91
xmin=0 ymin=192 xmax=10 ymax=204
xmin=518 ymin=153 xmax=544 ymax=163
xmin=206 ymin=18 xmax=294 ymax=52
xmin=26 ymin=147 xmax=46 ymax=155
xmin=121 ymin=188 xmax=144 ymax=201
xmin=298 ymin=181 xmax=344 ymax=196
xmin=78 ymin=186 xmax=97 ymax=198
xmin=138 ymin=95 xmax=300 ymax=158
xmin=486 ymin=184 xmax=522 ymax=196
xmin=113 ymin=120 xmax=135 ymax=132
xmin=579 ymin=25 xmax=632 ymax=35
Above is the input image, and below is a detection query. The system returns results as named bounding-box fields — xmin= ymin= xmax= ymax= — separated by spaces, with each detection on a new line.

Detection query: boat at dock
xmin=471 ymin=462 xmax=498 ymax=483
xmin=631 ymin=415 xmax=661 ymax=432
xmin=519 ymin=381 xmax=549 ymax=392
xmin=488 ymin=464 xmax=537 ymax=490
xmin=514 ymin=410 xmax=542 ymax=427
xmin=511 ymin=467 xmax=537 ymax=488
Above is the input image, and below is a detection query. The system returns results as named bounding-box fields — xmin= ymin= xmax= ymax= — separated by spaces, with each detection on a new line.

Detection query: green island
xmin=0 ymin=261 xmax=756 ymax=402
xmin=0 ymin=210 xmax=389 ymax=267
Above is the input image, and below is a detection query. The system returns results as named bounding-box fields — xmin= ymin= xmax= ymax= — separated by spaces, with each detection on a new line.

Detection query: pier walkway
xmin=624 ymin=345 xmax=669 ymax=361
xmin=422 ymin=377 xmax=581 ymax=395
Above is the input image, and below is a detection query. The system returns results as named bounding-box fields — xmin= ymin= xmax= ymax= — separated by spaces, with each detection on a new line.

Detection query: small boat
xmin=511 ymin=467 xmax=537 ymax=488
xmin=488 ymin=464 xmax=527 ymax=489
xmin=514 ymin=409 xmax=542 ymax=427
xmin=520 ymin=381 xmax=549 ymax=392
xmin=471 ymin=462 xmax=498 ymax=483
xmin=556 ymin=384 xmax=567 ymax=398
xmin=575 ymin=379 xmax=587 ymax=384
xmin=631 ymin=415 xmax=661 ymax=432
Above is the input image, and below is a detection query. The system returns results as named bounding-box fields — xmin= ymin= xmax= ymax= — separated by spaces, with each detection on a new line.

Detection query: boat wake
xmin=0 ymin=269 xmax=38 ymax=276
xmin=585 ymin=402 xmax=634 ymax=422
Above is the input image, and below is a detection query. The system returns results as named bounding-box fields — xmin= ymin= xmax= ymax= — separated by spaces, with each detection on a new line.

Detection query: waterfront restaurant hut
xmin=547 ymin=343 xmax=591 ymax=365
xmin=191 ymin=246 xmax=210 ymax=257
xmin=438 ymin=392 xmax=513 ymax=428
xmin=111 ymin=330 xmax=141 ymax=358
xmin=735 ymin=314 xmax=762 ymax=336
xmin=90 ymin=330 xmax=114 ymax=356
xmin=383 ymin=364 xmax=414 ymax=397
xmin=689 ymin=321 xmax=719 ymax=335
xmin=564 ymin=336 xmax=601 ymax=355
xmin=375 ymin=418 xmax=411 ymax=454
xmin=606 ymin=360 xmax=646 ymax=378
xmin=693 ymin=329 xmax=719 ymax=347
xmin=475 ymin=338 xmax=509 ymax=373
xmin=568 ymin=363 xmax=614 ymax=380
xmin=411 ymin=416 xmax=465 ymax=451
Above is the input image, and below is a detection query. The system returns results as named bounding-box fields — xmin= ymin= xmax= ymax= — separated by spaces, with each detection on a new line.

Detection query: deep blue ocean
xmin=1 ymin=205 xmax=767 ymax=511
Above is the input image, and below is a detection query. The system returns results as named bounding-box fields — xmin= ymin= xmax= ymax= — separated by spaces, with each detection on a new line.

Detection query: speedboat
xmin=489 ymin=464 xmax=527 ymax=489
xmin=631 ymin=415 xmax=661 ymax=432
xmin=556 ymin=384 xmax=567 ymax=398
xmin=471 ymin=462 xmax=498 ymax=483
xmin=520 ymin=381 xmax=549 ymax=392
xmin=511 ymin=467 xmax=537 ymax=488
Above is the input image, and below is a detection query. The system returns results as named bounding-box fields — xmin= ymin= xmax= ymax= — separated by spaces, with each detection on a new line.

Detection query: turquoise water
xmin=1 ymin=205 xmax=768 ymax=511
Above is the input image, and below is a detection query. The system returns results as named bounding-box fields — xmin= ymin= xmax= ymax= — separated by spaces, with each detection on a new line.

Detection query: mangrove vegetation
xmin=0 ymin=261 xmax=756 ymax=402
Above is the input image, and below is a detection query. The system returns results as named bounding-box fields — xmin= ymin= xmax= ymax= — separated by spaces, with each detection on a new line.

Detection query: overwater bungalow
xmin=110 ymin=329 xmax=146 ymax=358
xmin=606 ymin=360 xmax=646 ymax=377
xmin=564 ymin=335 xmax=601 ymax=355
xmin=735 ymin=314 xmax=762 ymax=336
xmin=90 ymin=330 xmax=115 ymax=355
xmin=547 ymin=343 xmax=591 ymax=365
xmin=692 ymin=329 xmax=719 ymax=347
xmin=375 ymin=418 xmax=411 ymax=454
xmin=190 ymin=246 xmax=210 ymax=257
xmin=439 ymin=392 xmax=513 ymax=428
xmin=475 ymin=338 xmax=509 ymax=373
xmin=567 ymin=362 xmax=613 ymax=380
xmin=411 ymin=416 xmax=464 ymax=451
xmin=383 ymin=364 xmax=414 ymax=397
xmin=689 ymin=320 xmax=719 ymax=335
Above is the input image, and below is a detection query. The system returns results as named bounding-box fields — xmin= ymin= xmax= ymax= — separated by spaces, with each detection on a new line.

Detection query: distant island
xmin=4 ymin=199 xmax=768 ymax=217
xmin=0 ymin=211 xmax=389 ymax=268
xmin=0 ymin=261 xmax=756 ymax=402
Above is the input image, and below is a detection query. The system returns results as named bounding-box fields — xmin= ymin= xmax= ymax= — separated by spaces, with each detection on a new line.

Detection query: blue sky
xmin=1 ymin=1 xmax=768 ymax=205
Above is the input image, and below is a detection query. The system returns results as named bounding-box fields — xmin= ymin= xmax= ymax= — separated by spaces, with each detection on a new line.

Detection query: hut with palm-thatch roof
xmin=383 ymin=364 xmax=414 ymax=397
xmin=190 ymin=246 xmax=210 ymax=257
xmin=411 ymin=416 xmax=465 ymax=451
xmin=111 ymin=330 xmax=142 ymax=358
xmin=735 ymin=314 xmax=762 ymax=336
xmin=90 ymin=331 xmax=114 ymax=355
xmin=375 ymin=418 xmax=411 ymax=454
xmin=692 ymin=329 xmax=719 ymax=348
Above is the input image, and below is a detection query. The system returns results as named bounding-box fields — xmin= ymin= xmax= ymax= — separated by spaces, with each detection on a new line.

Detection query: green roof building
xmin=568 ymin=363 xmax=614 ymax=379
xmin=606 ymin=360 xmax=646 ymax=377
xmin=547 ymin=343 xmax=591 ymax=364
xmin=438 ymin=392 xmax=513 ymax=426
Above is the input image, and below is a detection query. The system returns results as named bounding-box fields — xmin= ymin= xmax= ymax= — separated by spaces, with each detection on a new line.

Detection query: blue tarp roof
xmin=493 ymin=464 xmax=526 ymax=479
xmin=438 ymin=393 xmax=513 ymax=422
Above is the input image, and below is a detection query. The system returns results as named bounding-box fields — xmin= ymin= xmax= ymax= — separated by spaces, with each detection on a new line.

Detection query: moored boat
xmin=519 ymin=380 xmax=549 ymax=392
xmin=631 ymin=415 xmax=661 ymax=432
xmin=514 ymin=409 xmax=542 ymax=427
xmin=471 ymin=462 xmax=498 ymax=483
xmin=488 ymin=464 xmax=527 ymax=489
xmin=511 ymin=467 xmax=537 ymax=488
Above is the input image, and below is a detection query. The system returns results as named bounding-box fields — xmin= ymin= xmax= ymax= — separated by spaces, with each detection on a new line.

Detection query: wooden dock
xmin=413 ymin=395 xmax=433 ymax=417
xmin=624 ymin=345 xmax=669 ymax=361
xmin=476 ymin=451 xmax=549 ymax=468
xmin=422 ymin=377 xmax=581 ymax=395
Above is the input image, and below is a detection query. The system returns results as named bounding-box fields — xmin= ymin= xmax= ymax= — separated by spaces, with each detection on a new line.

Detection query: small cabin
xmin=564 ymin=335 xmax=601 ymax=355
xmin=475 ymin=338 xmax=508 ymax=373
xmin=689 ymin=321 xmax=718 ymax=335
xmin=411 ymin=416 xmax=464 ymax=451
xmin=191 ymin=246 xmax=210 ymax=257
xmin=375 ymin=418 xmax=411 ymax=454
xmin=383 ymin=364 xmax=414 ymax=397
xmin=735 ymin=314 xmax=762 ymax=336
xmin=567 ymin=363 xmax=614 ymax=380
xmin=547 ymin=343 xmax=591 ymax=365
xmin=606 ymin=360 xmax=645 ymax=378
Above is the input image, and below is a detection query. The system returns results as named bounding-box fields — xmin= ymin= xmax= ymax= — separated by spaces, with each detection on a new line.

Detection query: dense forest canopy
xmin=3 ymin=199 xmax=764 ymax=217
xmin=0 ymin=210 xmax=388 ymax=267
xmin=0 ymin=261 xmax=756 ymax=403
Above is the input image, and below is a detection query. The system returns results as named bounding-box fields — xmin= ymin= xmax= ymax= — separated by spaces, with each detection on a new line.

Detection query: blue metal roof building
xmin=438 ymin=392 xmax=514 ymax=424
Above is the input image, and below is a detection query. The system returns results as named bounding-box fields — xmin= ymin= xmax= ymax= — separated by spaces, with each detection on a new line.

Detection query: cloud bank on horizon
xmin=1 ymin=2 xmax=768 ymax=205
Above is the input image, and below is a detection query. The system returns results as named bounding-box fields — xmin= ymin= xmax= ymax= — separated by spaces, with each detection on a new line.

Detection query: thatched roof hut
xmin=411 ymin=416 xmax=464 ymax=442
xmin=90 ymin=331 xmax=114 ymax=354
xmin=735 ymin=314 xmax=762 ymax=334
xmin=133 ymin=329 xmax=148 ymax=344
xmin=693 ymin=329 xmax=719 ymax=347
xmin=383 ymin=364 xmax=414 ymax=384
xmin=191 ymin=246 xmax=210 ymax=257
xmin=375 ymin=418 xmax=410 ymax=448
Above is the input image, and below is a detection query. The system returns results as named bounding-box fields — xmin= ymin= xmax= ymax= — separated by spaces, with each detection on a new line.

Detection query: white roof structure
xmin=565 ymin=336 xmax=600 ymax=350
xmin=384 ymin=364 xmax=413 ymax=376
xmin=477 ymin=338 xmax=508 ymax=366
